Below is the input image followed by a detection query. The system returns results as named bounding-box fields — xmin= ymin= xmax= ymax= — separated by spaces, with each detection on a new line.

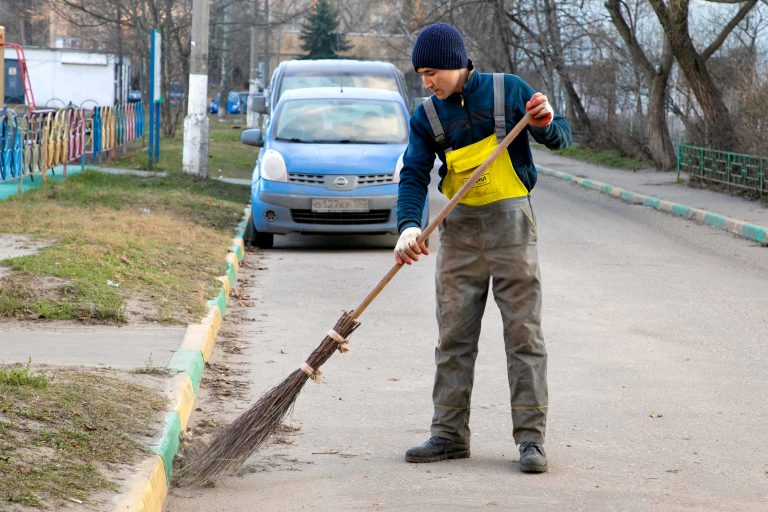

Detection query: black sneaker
xmin=518 ymin=441 xmax=548 ymax=473
xmin=405 ymin=436 xmax=470 ymax=463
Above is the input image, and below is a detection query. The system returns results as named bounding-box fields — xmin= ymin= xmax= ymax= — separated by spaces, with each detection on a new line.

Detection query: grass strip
xmin=112 ymin=115 xmax=258 ymax=180
xmin=552 ymin=143 xmax=650 ymax=170
xmin=0 ymin=169 xmax=248 ymax=324
xmin=0 ymin=365 xmax=166 ymax=508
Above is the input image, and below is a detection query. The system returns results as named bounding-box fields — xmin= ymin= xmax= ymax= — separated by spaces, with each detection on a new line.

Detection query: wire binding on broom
xmin=327 ymin=329 xmax=350 ymax=352
xmin=300 ymin=362 xmax=323 ymax=383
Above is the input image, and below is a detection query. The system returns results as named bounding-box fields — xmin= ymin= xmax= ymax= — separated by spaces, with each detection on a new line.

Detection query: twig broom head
xmin=178 ymin=311 xmax=360 ymax=486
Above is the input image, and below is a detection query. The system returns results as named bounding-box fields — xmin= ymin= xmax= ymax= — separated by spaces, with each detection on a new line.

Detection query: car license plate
xmin=311 ymin=198 xmax=369 ymax=212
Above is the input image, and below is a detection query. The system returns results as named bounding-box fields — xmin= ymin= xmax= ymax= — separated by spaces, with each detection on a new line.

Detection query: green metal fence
xmin=677 ymin=144 xmax=767 ymax=197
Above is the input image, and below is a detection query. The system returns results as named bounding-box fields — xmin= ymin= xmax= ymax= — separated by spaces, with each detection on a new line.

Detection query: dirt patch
xmin=0 ymin=234 xmax=52 ymax=261
xmin=0 ymin=364 xmax=168 ymax=510
xmin=0 ymin=235 xmax=53 ymax=284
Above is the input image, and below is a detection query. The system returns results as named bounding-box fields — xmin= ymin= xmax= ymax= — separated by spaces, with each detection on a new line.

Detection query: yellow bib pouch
xmin=442 ymin=133 xmax=528 ymax=206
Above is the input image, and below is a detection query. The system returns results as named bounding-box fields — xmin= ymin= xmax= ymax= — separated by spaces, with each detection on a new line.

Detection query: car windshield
xmin=274 ymin=99 xmax=407 ymax=144
xmin=280 ymin=74 xmax=399 ymax=97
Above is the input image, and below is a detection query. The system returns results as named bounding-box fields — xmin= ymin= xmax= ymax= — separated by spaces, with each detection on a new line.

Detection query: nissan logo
xmin=333 ymin=176 xmax=349 ymax=188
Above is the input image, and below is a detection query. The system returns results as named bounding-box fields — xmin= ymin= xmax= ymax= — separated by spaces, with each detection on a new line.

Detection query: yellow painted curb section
xmin=111 ymin=455 xmax=167 ymax=512
xmin=180 ymin=323 xmax=216 ymax=362
xmin=203 ymin=304 xmax=223 ymax=334
xmin=217 ymin=274 xmax=231 ymax=298
xmin=226 ymin=251 xmax=239 ymax=273
xmin=171 ymin=375 xmax=196 ymax=431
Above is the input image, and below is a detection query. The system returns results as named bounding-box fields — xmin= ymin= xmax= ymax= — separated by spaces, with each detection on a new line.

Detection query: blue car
xmin=209 ymin=93 xmax=220 ymax=114
xmin=226 ymin=91 xmax=242 ymax=114
xmin=240 ymin=87 xmax=428 ymax=248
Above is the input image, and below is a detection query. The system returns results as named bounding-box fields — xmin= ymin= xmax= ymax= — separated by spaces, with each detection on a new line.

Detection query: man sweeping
xmin=394 ymin=22 xmax=572 ymax=473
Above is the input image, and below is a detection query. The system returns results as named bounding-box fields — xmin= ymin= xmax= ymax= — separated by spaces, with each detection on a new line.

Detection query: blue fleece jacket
xmin=397 ymin=69 xmax=572 ymax=232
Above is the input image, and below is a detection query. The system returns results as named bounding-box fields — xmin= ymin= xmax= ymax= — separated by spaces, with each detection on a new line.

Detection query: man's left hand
xmin=526 ymin=92 xmax=554 ymax=127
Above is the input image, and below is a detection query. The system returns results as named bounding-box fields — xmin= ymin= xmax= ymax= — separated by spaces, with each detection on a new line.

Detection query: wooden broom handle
xmin=350 ymin=113 xmax=532 ymax=321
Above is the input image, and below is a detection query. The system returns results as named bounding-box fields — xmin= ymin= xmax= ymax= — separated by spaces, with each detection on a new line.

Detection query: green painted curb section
xmin=152 ymin=411 xmax=181 ymax=482
xmin=742 ymin=224 xmax=768 ymax=243
xmin=619 ymin=190 xmax=637 ymax=202
xmin=671 ymin=204 xmax=691 ymax=217
xmin=704 ymin=213 xmax=727 ymax=229
xmin=643 ymin=197 xmax=660 ymax=208
xmin=230 ymin=243 xmax=244 ymax=261
xmin=168 ymin=349 xmax=205 ymax=393
xmin=208 ymin=288 xmax=227 ymax=316
xmin=538 ymin=166 xmax=768 ymax=245
xmin=227 ymin=261 xmax=237 ymax=284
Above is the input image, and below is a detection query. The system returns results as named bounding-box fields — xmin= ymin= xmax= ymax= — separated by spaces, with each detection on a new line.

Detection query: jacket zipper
xmin=460 ymin=93 xmax=473 ymax=132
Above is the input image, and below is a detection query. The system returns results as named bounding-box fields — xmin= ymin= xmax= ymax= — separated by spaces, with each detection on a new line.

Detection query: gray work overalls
xmin=424 ymin=74 xmax=548 ymax=445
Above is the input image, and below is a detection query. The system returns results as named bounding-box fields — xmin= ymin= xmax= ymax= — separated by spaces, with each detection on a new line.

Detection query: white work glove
xmin=394 ymin=227 xmax=429 ymax=265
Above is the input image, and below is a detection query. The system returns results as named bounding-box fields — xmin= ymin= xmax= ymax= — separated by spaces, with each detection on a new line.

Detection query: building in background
xmin=3 ymin=47 xmax=130 ymax=108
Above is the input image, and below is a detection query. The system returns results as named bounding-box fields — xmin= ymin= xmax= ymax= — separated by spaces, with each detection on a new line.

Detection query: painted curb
xmin=538 ymin=166 xmax=768 ymax=245
xmin=112 ymin=456 xmax=167 ymax=512
xmin=113 ymin=207 xmax=250 ymax=512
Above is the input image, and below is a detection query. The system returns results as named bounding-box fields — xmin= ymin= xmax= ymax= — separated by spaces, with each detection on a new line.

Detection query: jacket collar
xmin=445 ymin=59 xmax=476 ymax=103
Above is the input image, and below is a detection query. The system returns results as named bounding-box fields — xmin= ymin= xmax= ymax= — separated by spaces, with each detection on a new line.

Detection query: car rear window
xmin=275 ymin=99 xmax=407 ymax=144
xmin=279 ymin=74 xmax=399 ymax=97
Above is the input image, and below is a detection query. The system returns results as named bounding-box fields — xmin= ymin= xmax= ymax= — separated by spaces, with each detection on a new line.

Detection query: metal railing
xmin=677 ymin=144 xmax=767 ymax=197
xmin=0 ymin=102 xmax=145 ymax=190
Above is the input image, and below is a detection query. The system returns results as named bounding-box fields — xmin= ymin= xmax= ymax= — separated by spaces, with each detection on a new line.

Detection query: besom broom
xmin=181 ymin=112 xmax=533 ymax=485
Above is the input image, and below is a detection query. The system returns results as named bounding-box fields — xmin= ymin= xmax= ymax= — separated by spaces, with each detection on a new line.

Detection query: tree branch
xmin=605 ymin=0 xmax=655 ymax=80
xmin=701 ymin=0 xmax=758 ymax=60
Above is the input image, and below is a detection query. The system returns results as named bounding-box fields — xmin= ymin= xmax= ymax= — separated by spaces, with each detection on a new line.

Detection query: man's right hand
xmin=395 ymin=227 xmax=429 ymax=265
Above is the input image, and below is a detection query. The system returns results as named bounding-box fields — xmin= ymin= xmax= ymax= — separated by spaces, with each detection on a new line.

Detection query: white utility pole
xmin=218 ymin=2 xmax=229 ymax=120
xmin=246 ymin=0 xmax=260 ymax=128
xmin=182 ymin=0 xmax=211 ymax=177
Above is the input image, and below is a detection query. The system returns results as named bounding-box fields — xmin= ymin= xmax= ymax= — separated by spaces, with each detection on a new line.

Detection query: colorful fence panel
xmin=0 ymin=102 xmax=146 ymax=190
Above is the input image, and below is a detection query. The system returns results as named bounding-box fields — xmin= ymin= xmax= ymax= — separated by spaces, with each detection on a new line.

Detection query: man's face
xmin=418 ymin=68 xmax=464 ymax=100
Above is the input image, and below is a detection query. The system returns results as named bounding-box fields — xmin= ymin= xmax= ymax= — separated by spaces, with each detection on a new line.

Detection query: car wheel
xmin=243 ymin=213 xmax=256 ymax=245
xmin=243 ymin=214 xmax=274 ymax=249
xmin=254 ymin=232 xmax=274 ymax=249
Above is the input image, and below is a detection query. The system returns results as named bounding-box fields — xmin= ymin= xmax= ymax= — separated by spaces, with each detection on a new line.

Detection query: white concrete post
xmin=182 ymin=0 xmax=211 ymax=178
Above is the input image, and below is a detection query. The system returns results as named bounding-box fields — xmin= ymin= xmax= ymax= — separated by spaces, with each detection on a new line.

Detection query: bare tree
xmin=648 ymin=0 xmax=757 ymax=150
xmin=606 ymin=0 xmax=675 ymax=169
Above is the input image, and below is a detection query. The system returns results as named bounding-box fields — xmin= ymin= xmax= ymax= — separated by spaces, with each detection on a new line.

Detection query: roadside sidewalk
xmin=533 ymin=148 xmax=768 ymax=244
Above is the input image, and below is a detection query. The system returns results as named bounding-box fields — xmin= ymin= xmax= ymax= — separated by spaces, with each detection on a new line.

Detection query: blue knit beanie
xmin=412 ymin=23 xmax=468 ymax=72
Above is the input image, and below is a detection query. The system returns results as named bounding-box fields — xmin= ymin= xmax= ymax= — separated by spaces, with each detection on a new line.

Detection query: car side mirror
xmin=251 ymin=94 xmax=267 ymax=114
xmin=241 ymin=128 xmax=263 ymax=147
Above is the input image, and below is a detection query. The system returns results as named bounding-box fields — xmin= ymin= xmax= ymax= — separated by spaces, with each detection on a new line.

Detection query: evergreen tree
xmin=299 ymin=0 xmax=352 ymax=59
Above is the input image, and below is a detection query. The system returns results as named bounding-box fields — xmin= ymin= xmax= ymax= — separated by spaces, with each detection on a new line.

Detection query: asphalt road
xmin=167 ymin=174 xmax=768 ymax=511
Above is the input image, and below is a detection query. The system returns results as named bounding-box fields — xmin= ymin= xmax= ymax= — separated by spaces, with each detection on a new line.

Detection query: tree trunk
xmin=666 ymin=32 xmax=734 ymax=149
xmin=646 ymin=70 xmax=676 ymax=170
xmin=606 ymin=0 xmax=675 ymax=169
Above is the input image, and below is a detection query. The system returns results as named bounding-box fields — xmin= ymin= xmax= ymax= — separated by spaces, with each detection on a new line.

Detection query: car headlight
xmin=393 ymin=153 xmax=405 ymax=183
xmin=260 ymin=149 xmax=288 ymax=182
